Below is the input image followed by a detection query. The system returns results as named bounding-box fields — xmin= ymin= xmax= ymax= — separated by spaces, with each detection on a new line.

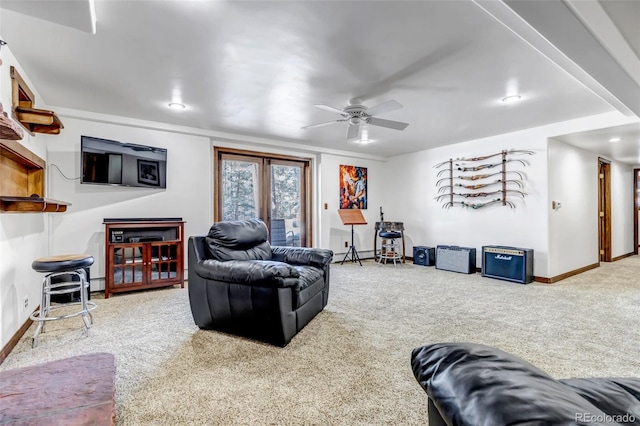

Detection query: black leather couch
xmin=411 ymin=342 xmax=640 ymax=426
xmin=188 ymin=219 xmax=333 ymax=346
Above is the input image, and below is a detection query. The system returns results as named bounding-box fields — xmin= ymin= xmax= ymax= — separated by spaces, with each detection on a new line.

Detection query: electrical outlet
xmin=344 ymin=241 xmax=348 ymax=248
xmin=23 ymin=296 xmax=28 ymax=311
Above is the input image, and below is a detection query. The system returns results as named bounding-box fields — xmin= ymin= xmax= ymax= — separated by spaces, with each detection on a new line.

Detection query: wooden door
xmin=598 ymin=159 xmax=611 ymax=262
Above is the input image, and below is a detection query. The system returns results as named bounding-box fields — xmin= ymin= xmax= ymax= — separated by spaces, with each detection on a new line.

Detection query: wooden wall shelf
xmin=10 ymin=66 xmax=64 ymax=135
xmin=0 ymin=139 xmax=70 ymax=213
xmin=0 ymin=196 xmax=69 ymax=213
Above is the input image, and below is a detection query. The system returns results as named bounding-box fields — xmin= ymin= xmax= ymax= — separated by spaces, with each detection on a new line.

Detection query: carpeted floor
xmin=2 ymin=257 xmax=640 ymax=425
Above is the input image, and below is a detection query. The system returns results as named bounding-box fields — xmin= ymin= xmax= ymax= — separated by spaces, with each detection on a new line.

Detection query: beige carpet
xmin=2 ymin=257 xmax=640 ymax=425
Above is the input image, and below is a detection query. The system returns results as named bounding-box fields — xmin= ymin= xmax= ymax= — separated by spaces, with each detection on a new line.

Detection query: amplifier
xmin=110 ymin=230 xmax=124 ymax=243
xmin=413 ymin=246 xmax=435 ymax=266
xmin=482 ymin=246 xmax=533 ymax=284
xmin=129 ymin=236 xmax=164 ymax=243
xmin=435 ymin=245 xmax=476 ymax=274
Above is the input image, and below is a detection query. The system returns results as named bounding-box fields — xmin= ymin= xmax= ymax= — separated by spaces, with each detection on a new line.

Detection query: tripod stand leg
xmin=340 ymin=223 xmax=363 ymax=266
xmin=340 ymin=245 xmax=362 ymax=266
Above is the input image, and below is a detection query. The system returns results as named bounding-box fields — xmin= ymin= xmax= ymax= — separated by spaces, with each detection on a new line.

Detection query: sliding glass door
xmin=215 ymin=148 xmax=310 ymax=247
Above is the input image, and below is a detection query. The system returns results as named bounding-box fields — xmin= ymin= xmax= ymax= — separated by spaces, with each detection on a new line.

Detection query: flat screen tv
xmin=81 ymin=136 xmax=167 ymax=188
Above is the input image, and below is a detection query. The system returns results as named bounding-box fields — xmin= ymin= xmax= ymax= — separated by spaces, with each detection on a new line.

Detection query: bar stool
xmin=378 ymin=231 xmax=402 ymax=266
xmin=30 ymin=254 xmax=97 ymax=348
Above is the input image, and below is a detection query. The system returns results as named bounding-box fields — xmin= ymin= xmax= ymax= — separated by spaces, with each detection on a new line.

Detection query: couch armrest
xmin=411 ymin=342 xmax=612 ymax=426
xmin=271 ymin=246 xmax=333 ymax=269
xmin=194 ymin=259 xmax=300 ymax=287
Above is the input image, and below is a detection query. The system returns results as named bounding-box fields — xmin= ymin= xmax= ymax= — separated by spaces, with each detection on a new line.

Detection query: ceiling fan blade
xmin=365 ymin=100 xmax=403 ymax=117
xmin=346 ymin=123 xmax=360 ymax=140
xmin=301 ymin=120 xmax=345 ymax=129
xmin=367 ymin=117 xmax=409 ymax=131
xmin=313 ymin=104 xmax=346 ymax=115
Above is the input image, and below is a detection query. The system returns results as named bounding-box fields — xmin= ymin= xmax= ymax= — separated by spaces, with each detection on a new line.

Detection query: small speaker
xmin=482 ymin=246 xmax=534 ymax=284
xmin=50 ymin=267 xmax=91 ymax=303
xmin=413 ymin=246 xmax=435 ymax=266
xmin=435 ymin=245 xmax=476 ymax=274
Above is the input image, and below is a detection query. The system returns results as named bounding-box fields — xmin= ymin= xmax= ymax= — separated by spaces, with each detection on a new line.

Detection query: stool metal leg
xmin=30 ymin=269 xmax=97 ymax=347
xmin=78 ymin=268 xmax=92 ymax=334
xmin=32 ymin=275 xmax=49 ymax=348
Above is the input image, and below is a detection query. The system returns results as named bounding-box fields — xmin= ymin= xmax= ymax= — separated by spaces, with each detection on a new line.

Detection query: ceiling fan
xmin=301 ymin=99 xmax=409 ymax=140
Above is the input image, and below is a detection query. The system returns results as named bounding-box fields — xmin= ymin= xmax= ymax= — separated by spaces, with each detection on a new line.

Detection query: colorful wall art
xmin=340 ymin=164 xmax=367 ymax=209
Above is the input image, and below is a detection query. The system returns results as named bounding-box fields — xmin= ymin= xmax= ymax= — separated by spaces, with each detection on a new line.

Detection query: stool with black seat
xmin=378 ymin=231 xmax=402 ymax=265
xmin=30 ymin=254 xmax=97 ymax=348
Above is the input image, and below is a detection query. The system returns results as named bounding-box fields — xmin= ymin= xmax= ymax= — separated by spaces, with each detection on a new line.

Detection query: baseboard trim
xmin=534 ymin=262 xmax=600 ymax=284
xmin=0 ymin=315 xmax=34 ymax=365
xmin=611 ymin=252 xmax=635 ymax=262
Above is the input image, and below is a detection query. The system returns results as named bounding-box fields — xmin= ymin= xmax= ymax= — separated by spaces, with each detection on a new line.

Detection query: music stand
xmin=338 ymin=209 xmax=367 ymax=266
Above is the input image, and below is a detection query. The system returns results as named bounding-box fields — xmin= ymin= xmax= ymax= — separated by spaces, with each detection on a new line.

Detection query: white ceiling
xmin=0 ymin=0 xmax=638 ymax=161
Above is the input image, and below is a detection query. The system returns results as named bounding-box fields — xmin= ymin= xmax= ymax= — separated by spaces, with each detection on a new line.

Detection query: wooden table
xmin=0 ymin=352 xmax=116 ymax=425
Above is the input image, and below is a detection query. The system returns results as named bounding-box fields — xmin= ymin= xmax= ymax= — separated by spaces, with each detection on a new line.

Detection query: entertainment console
xmin=103 ymin=218 xmax=184 ymax=298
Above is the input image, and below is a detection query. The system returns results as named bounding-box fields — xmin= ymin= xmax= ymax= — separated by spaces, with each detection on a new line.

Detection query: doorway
xmin=634 ymin=168 xmax=640 ymax=255
xmin=214 ymin=148 xmax=311 ymax=247
xmin=598 ymin=158 xmax=611 ymax=262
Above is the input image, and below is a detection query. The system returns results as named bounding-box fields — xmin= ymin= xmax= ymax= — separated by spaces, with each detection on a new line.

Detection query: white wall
xmin=0 ymin=43 xmax=51 ymax=349
xmin=547 ymin=140 xmax=635 ymax=276
xmin=547 ymin=139 xmax=599 ymax=276
xmin=46 ymin=117 xmax=213 ymax=291
xmin=319 ymin=153 xmax=388 ymax=258
xmin=386 ymin=132 xmax=549 ymax=276
xmin=385 ymin=112 xmax=637 ymax=279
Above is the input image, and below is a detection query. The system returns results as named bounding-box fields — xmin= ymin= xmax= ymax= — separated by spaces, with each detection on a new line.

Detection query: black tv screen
xmin=81 ymin=136 xmax=167 ymax=188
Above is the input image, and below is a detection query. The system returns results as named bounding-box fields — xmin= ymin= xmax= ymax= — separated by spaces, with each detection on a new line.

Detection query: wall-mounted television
xmin=81 ymin=136 xmax=167 ymax=189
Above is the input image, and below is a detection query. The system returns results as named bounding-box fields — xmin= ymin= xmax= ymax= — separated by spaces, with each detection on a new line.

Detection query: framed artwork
xmin=137 ymin=159 xmax=160 ymax=186
xmin=340 ymin=164 xmax=367 ymax=209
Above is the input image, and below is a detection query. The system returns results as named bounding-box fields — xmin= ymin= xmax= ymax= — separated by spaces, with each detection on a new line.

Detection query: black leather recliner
xmin=411 ymin=342 xmax=640 ymax=426
xmin=188 ymin=219 xmax=333 ymax=346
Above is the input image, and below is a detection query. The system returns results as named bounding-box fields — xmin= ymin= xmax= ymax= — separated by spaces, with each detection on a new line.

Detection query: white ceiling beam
xmin=474 ymin=0 xmax=639 ymax=118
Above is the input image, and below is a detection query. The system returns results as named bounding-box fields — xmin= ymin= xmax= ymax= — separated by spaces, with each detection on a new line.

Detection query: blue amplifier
xmin=481 ymin=246 xmax=533 ymax=284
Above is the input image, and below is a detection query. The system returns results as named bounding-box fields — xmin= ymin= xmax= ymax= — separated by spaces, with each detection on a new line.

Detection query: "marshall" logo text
xmin=495 ymin=254 xmax=512 ymax=261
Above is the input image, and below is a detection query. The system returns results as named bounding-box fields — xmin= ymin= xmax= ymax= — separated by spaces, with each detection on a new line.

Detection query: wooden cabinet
xmin=104 ymin=219 xmax=184 ymax=298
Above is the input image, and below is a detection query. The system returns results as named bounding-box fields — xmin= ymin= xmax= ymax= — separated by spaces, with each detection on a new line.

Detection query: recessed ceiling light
xmin=608 ymin=137 xmax=622 ymax=143
xmin=168 ymin=102 xmax=186 ymax=110
xmin=501 ymin=95 xmax=522 ymax=104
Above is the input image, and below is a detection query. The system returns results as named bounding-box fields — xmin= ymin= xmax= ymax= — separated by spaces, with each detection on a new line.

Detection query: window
xmin=214 ymin=148 xmax=311 ymax=247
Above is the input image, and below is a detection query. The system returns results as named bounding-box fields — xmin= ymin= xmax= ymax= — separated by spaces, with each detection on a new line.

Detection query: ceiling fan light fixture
xmin=168 ymin=102 xmax=186 ymax=110
xmin=502 ymin=95 xmax=522 ymax=104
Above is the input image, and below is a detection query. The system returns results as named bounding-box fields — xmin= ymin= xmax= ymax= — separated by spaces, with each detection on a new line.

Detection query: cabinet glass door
xmin=112 ymin=245 xmax=145 ymax=286
xmin=150 ymin=243 xmax=178 ymax=281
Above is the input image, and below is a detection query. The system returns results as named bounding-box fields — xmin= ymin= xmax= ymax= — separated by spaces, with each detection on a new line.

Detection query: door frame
xmin=598 ymin=158 xmax=611 ymax=262
xmin=213 ymin=147 xmax=312 ymax=246
xmin=634 ymin=168 xmax=639 ymax=255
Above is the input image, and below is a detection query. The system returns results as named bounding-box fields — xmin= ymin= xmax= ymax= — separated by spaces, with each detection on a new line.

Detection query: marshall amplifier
xmin=435 ymin=245 xmax=476 ymax=274
xmin=413 ymin=246 xmax=435 ymax=266
xmin=482 ymin=246 xmax=534 ymax=284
